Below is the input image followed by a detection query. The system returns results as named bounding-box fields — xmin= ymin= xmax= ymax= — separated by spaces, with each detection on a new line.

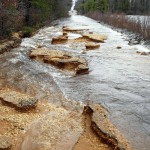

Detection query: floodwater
xmin=71 ymin=0 xmax=77 ymax=11
xmin=0 ymin=15 xmax=150 ymax=150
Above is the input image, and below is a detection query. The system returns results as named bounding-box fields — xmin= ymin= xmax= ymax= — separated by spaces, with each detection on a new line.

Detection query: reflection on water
xmin=0 ymin=15 xmax=150 ymax=150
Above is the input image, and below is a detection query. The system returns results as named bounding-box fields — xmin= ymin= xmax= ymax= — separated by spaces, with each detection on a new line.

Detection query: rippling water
xmin=0 ymin=15 xmax=150 ymax=150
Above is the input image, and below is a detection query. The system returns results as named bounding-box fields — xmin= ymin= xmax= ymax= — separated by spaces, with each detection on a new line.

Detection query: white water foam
xmin=69 ymin=0 xmax=78 ymax=15
xmin=71 ymin=0 xmax=77 ymax=11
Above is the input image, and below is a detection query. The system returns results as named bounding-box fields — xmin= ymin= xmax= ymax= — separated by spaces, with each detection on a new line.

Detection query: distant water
xmin=69 ymin=0 xmax=78 ymax=16
xmin=71 ymin=0 xmax=77 ymax=11
xmin=127 ymin=15 xmax=150 ymax=25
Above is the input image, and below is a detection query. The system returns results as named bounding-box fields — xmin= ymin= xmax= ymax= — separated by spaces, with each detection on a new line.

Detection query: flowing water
xmin=0 ymin=15 xmax=150 ymax=150
xmin=71 ymin=0 xmax=77 ymax=11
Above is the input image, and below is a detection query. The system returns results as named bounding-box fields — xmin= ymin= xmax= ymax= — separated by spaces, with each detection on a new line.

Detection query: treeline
xmin=110 ymin=0 xmax=150 ymax=14
xmin=76 ymin=0 xmax=150 ymax=41
xmin=77 ymin=0 xmax=150 ymax=15
xmin=0 ymin=0 xmax=71 ymax=39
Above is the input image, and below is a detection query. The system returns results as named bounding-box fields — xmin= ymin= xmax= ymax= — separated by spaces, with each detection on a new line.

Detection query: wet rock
xmin=81 ymin=51 xmax=87 ymax=54
xmin=117 ymin=46 xmax=122 ymax=49
xmin=30 ymin=48 xmax=89 ymax=75
xmin=136 ymin=51 xmax=141 ymax=54
xmin=89 ymin=32 xmax=93 ymax=34
xmin=63 ymin=27 xmax=88 ymax=33
xmin=86 ymin=103 xmax=133 ymax=150
xmin=21 ymin=112 xmax=84 ymax=150
xmin=51 ymin=35 xmax=68 ymax=44
xmin=0 ymin=89 xmax=38 ymax=110
xmin=63 ymin=32 xmax=68 ymax=36
xmin=72 ymin=37 xmax=91 ymax=43
xmin=0 ymin=136 xmax=12 ymax=150
xmin=128 ymin=40 xmax=140 ymax=46
xmin=140 ymin=52 xmax=150 ymax=55
xmin=76 ymin=64 xmax=89 ymax=75
xmin=136 ymin=51 xmax=150 ymax=55
xmin=83 ymin=34 xmax=107 ymax=43
xmin=85 ymin=43 xmax=100 ymax=50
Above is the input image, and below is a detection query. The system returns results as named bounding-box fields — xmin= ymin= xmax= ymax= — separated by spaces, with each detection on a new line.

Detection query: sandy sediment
xmin=0 ymin=88 xmax=133 ymax=150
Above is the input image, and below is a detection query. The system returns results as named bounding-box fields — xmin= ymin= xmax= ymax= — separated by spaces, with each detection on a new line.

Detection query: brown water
xmin=0 ymin=15 xmax=150 ymax=150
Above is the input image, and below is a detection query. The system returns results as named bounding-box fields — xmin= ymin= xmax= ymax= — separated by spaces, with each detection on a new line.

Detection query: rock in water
xmin=63 ymin=27 xmax=88 ymax=32
xmin=0 ymin=136 xmax=12 ymax=150
xmin=30 ymin=48 xmax=89 ymax=75
xmin=136 ymin=51 xmax=150 ymax=55
xmin=51 ymin=35 xmax=68 ymax=44
xmin=140 ymin=52 xmax=150 ymax=55
xmin=0 ymin=89 xmax=38 ymax=110
xmin=117 ymin=46 xmax=122 ymax=49
xmin=83 ymin=33 xmax=107 ymax=43
xmin=85 ymin=43 xmax=100 ymax=50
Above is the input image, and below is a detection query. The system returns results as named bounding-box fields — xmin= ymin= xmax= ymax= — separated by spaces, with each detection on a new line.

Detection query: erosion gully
xmin=0 ymin=15 xmax=150 ymax=150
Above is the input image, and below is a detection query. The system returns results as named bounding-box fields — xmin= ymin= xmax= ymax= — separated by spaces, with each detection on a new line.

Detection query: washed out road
xmin=0 ymin=15 xmax=150 ymax=150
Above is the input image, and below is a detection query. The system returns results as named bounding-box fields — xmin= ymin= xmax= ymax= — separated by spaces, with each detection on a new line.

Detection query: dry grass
xmin=87 ymin=12 xmax=150 ymax=40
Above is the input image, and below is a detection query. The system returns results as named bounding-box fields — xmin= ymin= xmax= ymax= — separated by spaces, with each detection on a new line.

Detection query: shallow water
xmin=0 ymin=15 xmax=150 ymax=150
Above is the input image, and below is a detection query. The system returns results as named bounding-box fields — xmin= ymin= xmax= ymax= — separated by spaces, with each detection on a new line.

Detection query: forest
xmin=77 ymin=0 xmax=150 ymax=15
xmin=1 ymin=0 xmax=150 ymax=40
xmin=0 ymin=0 xmax=71 ymax=39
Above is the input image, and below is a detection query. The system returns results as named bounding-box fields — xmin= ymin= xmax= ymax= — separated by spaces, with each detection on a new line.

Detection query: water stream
xmin=71 ymin=0 xmax=77 ymax=11
xmin=0 ymin=10 xmax=150 ymax=150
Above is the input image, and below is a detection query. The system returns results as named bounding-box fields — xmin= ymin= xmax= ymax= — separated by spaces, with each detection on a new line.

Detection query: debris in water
xmin=30 ymin=48 xmax=89 ymax=75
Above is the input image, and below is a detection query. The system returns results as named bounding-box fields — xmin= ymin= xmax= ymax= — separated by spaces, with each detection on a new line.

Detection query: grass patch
xmin=22 ymin=26 xmax=35 ymax=37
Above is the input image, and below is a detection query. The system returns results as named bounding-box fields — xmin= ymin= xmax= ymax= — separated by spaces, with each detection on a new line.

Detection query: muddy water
xmin=0 ymin=15 xmax=150 ymax=150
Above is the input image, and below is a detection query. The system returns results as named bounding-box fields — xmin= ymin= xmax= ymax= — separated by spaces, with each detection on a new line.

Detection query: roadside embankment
xmin=0 ymin=32 xmax=22 ymax=55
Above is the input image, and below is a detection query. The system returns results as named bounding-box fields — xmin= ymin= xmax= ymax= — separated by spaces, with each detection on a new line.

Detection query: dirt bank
xmin=0 ymin=88 xmax=132 ymax=150
xmin=0 ymin=32 xmax=22 ymax=55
